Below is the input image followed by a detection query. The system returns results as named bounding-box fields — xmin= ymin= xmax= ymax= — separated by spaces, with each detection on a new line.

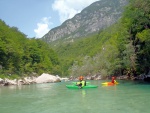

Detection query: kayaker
xmin=111 ymin=76 xmax=117 ymax=84
xmin=76 ymin=76 xmax=86 ymax=88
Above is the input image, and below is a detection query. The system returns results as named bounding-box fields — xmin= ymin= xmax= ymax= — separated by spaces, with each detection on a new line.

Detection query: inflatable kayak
xmin=101 ymin=82 xmax=119 ymax=85
xmin=66 ymin=85 xmax=98 ymax=89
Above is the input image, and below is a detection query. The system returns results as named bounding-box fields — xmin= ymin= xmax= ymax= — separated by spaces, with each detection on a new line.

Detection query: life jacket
xmin=81 ymin=80 xmax=86 ymax=87
xmin=77 ymin=80 xmax=86 ymax=87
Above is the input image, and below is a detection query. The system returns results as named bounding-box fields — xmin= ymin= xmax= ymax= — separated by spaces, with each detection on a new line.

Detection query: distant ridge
xmin=42 ymin=0 xmax=128 ymax=43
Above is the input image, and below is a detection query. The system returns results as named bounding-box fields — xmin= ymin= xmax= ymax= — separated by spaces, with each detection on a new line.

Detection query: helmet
xmin=79 ymin=76 xmax=84 ymax=80
xmin=112 ymin=76 xmax=115 ymax=79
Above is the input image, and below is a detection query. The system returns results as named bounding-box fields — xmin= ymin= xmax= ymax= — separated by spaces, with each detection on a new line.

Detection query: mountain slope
xmin=42 ymin=0 xmax=128 ymax=43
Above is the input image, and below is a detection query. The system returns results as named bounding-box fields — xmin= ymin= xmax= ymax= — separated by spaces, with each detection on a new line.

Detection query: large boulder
xmin=35 ymin=73 xmax=61 ymax=83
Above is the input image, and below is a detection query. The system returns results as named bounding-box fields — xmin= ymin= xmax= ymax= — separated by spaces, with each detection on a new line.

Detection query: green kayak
xmin=66 ymin=85 xmax=98 ymax=89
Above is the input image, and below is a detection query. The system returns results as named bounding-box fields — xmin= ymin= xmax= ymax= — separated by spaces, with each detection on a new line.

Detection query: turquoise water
xmin=0 ymin=80 xmax=150 ymax=113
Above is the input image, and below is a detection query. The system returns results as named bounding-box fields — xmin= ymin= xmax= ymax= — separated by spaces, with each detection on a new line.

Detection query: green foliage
xmin=121 ymin=0 xmax=150 ymax=75
xmin=1 ymin=0 xmax=149 ymax=78
xmin=0 ymin=19 xmax=60 ymax=78
xmin=50 ymin=0 xmax=150 ymax=77
xmin=51 ymin=23 xmax=129 ymax=77
xmin=136 ymin=29 xmax=150 ymax=73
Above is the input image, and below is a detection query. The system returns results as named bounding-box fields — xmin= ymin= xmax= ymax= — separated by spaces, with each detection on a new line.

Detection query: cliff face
xmin=42 ymin=0 xmax=128 ymax=43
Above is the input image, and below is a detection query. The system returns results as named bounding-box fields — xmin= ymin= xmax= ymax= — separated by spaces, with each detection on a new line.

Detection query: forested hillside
xmin=51 ymin=0 xmax=150 ymax=78
xmin=0 ymin=20 xmax=60 ymax=78
xmin=0 ymin=0 xmax=149 ymax=79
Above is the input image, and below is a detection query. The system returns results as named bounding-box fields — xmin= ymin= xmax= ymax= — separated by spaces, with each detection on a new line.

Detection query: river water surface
xmin=0 ymin=80 xmax=150 ymax=113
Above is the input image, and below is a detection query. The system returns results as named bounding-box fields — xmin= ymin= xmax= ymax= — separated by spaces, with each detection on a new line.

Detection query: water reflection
xmin=82 ymin=90 xmax=86 ymax=97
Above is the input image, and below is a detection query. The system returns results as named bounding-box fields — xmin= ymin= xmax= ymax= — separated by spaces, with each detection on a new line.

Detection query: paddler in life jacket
xmin=111 ymin=76 xmax=117 ymax=84
xmin=76 ymin=76 xmax=86 ymax=88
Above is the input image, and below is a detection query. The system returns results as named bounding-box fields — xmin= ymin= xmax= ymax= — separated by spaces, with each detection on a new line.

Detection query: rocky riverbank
xmin=1 ymin=73 xmax=149 ymax=86
xmin=0 ymin=73 xmax=69 ymax=86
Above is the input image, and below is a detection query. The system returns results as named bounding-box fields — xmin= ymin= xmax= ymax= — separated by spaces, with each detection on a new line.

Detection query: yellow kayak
xmin=101 ymin=82 xmax=119 ymax=85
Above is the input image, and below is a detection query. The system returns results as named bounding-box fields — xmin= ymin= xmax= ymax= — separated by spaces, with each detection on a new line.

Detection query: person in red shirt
xmin=111 ymin=76 xmax=117 ymax=84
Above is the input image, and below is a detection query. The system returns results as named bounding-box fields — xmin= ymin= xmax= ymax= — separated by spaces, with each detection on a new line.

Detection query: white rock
xmin=60 ymin=77 xmax=69 ymax=81
xmin=5 ymin=78 xmax=17 ymax=85
xmin=35 ymin=73 xmax=61 ymax=83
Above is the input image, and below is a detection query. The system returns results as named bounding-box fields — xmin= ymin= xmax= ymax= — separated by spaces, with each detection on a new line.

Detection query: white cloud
xmin=34 ymin=17 xmax=52 ymax=38
xmin=52 ymin=0 xmax=99 ymax=23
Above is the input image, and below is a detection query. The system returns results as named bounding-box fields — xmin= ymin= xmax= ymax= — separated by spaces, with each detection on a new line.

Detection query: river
xmin=0 ymin=80 xmax=149 ymax=113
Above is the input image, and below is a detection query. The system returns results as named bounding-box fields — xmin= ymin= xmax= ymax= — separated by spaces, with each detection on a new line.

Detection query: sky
xmin=0 ymin=0 xmax=99 ymax=38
